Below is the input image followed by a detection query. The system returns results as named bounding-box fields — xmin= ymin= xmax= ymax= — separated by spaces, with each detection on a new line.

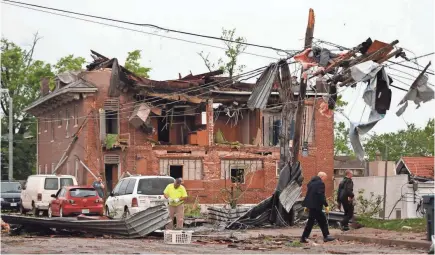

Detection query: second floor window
xmin=51 ymin=114 xmax=55 ymax=141
xmin=74 ymin=105 xmax=78 ymax=126
xmin=65 ymin=108 xmax=70 ymax=137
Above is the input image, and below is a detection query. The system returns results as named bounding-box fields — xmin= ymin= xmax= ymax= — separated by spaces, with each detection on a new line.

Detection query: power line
xmin=2 ymin=0 xmax=298 ymax=56
xmin=2 ymin=2 xmax=280 ymax=60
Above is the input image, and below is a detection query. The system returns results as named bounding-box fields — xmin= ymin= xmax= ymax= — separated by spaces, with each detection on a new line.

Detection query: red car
xmin=48 ymin=186 xmax=104 ymax=217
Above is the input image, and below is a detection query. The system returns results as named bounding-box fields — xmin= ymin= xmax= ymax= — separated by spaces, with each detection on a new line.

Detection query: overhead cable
xmin=2 ymin=0 xmax=298 ymax=55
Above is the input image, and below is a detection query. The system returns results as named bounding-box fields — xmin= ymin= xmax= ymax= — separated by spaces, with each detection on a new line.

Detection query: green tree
xmin=53 ymin=54 xmax=86 ymax=74
xmin=333 ymin=96 xmax=355 ymax=156
xmin=364 ymin=118 xmax=434 ymax=161
xmin=124 ymin=50 xmax=151 ymax=78
xmin=198 ymin=28 xmax=247 ymax=78
xmin=1 ymin=35 xmax=86 ymax=180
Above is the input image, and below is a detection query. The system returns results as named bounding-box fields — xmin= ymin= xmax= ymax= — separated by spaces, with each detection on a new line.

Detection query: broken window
xmin=221 ymin=159 xmax=263 ymax=180
xmin=104 ymin=99 xmax=119 ymax=135
xmin=169 ymin=165 xmax=183 ymax=179
xmin=44 ymin=164 xmax=48 ymax=174
xmin=38 ymin=165 xmax=41 ymax=175
xmin=159 ymin=159 xmax=202 ymax=180
xmin=230 ymin=168 xmax=245 ymax=183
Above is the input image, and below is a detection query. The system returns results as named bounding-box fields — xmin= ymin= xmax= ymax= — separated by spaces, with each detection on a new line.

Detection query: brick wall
xmin=40 ymin=70 xmax=334 ymax=203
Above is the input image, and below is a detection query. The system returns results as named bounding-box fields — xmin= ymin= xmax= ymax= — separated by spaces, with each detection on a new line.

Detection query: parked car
xmin=1 ymin=181 xmax=22 ymax=211
xmin=48 ymin=186 xmax=104 ymax=217
xmin=105 ymin=175 xmax=174 ymax=219
xmin=20 ymin=175 xmax=78 ymax=216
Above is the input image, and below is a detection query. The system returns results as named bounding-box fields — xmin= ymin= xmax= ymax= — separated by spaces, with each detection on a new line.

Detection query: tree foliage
xmin=124 ymin=50 xmax=151 ymax=78
xmin=364 ymin=118 xmax=434 ymax=161
xmin=333 ymin=96 xmax=354 ymax=156
xmin=198 ymin=28 xmax=247 ymax=78
xmin=1 ymin=36 xmax=85 ymax=180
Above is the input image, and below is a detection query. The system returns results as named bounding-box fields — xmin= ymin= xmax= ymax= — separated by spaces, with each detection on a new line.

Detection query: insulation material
xmin=129 ymin=103 xmax=151 ymax=128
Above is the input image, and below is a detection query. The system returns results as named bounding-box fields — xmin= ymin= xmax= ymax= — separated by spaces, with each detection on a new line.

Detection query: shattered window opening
xmin=230 ymin=168 xmax=245 ymax=184
xmin=159 ymin=159 xmax=203 ymax=180
xmin=169 ymin=165 xmax=183 ymax=179
xmin=106 ymin=110 xmax=119 ymax=134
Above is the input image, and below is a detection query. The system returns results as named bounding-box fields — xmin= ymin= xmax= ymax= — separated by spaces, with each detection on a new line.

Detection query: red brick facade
xmin=36 ymin=70 xmax=334 ymax=204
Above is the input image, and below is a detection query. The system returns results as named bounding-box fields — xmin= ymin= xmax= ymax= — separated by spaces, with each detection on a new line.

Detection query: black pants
xmin=302 ymin=208 xmax=330 ymax=239
xmin=341 ymin=201 xmax=354 ymax=228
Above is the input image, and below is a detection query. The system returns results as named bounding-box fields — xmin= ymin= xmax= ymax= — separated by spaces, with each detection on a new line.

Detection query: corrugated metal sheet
xmin=279 ymin=182 xmax=302 ymax=213
xmin=2 ymin=204 xmax=169 ymax=238
xmin=247 ymin=63 xmax=279 ymax=110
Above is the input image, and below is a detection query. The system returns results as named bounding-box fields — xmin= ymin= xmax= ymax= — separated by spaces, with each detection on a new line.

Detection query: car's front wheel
xmin=48 ymin=206 xmax=53 ymax=218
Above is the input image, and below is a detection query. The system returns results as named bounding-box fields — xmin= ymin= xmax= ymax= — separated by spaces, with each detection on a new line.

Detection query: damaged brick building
xmin=24 ymin=50 xmax=334 ymax=204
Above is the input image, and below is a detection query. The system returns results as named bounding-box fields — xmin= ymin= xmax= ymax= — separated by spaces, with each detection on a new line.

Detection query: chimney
xmin=375 ymin=150 xmax=382 ymax=161
xmin=40 ymin=77 xmax=50 ymax=96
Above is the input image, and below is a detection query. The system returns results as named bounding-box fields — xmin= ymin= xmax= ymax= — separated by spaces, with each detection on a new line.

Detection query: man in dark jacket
xmin=337 ymin=170 xmax=355 ymax=231
xmin=301 ymin=172 xmax=335 ymax=243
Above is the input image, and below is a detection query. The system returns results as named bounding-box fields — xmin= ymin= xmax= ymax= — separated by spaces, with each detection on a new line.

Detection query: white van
xmin=105 ymin=175 xmax=174 ymax=219
xmin=20 ymin=175 xmax=78 ymax=216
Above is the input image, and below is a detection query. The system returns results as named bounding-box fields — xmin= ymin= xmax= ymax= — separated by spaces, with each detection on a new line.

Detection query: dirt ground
xmin=0 ymin=234 xmax=427 ymax=254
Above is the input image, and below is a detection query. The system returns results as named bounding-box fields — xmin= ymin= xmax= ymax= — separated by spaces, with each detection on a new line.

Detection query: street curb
xmin=336 ymin=234 xmax=431 ymax=250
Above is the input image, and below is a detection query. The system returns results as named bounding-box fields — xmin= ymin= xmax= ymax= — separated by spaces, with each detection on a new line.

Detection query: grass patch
xmin=357 ymin=217 xmax=426 ymax=232
xmin=287 ymin=241 xmax=302 ymax=247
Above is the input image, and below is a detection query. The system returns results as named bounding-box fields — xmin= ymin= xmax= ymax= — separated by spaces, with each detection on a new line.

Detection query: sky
xmin=1 ymin=0 xmax=434 ymax=135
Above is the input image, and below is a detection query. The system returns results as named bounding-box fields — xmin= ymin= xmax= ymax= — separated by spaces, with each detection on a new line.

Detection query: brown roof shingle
xmin=402 ymin=156 xmax=434 ymax=178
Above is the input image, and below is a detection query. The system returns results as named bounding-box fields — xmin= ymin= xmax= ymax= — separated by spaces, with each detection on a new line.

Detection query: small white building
xmin=334 ymin=156 xmax=434 ymax=219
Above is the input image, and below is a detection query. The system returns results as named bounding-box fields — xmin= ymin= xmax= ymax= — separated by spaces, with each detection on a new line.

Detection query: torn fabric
xmin=396 ymin=74 xmax=434 ymax=116
xmin=349 ymin=110 xmax=385 ymax=161
xmin=310 ymin=47 xmax=340 ymax=67
xmin=350 ymin=61 xmax=382 ymax=83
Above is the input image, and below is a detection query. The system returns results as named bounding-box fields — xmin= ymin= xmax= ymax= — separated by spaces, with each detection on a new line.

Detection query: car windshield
xmin=69 ymin=188 xmax=97 ymax=197
xmin=137 ymin=178 xmax=174 ymax=195
xmin=1 ymin=183 xmax=21 ymax=193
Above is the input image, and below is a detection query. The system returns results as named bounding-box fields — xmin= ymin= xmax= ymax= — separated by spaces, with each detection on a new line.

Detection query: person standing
xmin=164 ymin=178 xmax=188 ymax=230
xmin=337 ymin=169 xmax=355 ymax=231
xmin=92 ymin=175 xmax=105 ymax=199
xmin=301 ymin=172 xmax=335 ymax=243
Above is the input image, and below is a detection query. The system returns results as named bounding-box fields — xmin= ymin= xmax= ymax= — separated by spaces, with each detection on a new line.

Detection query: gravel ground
xmin=0 ymin=234 xmax=427 ymax=254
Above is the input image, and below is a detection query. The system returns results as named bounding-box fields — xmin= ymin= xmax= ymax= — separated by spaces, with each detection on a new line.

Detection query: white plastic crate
xmin=163 ymin=230 xmax=193 ymax=244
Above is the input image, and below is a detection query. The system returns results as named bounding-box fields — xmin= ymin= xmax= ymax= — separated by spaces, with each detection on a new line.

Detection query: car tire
xmin=32 ymin=204 xmax=39 ymax=217
xmin=122 ymin=208 xmax=130 ymax=219
xmin=105 ymin=206 xmax=110 ymax=217
xmin=48 ymin=206 xmax=53 ymax=218
xmin=19 ymin=205 xmax=26 ymax=215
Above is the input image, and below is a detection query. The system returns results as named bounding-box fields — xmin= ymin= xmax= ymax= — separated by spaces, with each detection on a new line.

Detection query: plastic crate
xmin=164 ymin=230 xmax=193 ymax=244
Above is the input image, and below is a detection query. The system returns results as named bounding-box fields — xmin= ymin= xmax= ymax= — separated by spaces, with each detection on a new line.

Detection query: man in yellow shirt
xmin=163 ymin=178 xmax=188 ymax=229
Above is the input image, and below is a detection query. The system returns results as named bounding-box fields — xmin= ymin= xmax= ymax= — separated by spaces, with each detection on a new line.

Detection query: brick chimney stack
xmin=40 ymin=77 xmax=50 ymax=96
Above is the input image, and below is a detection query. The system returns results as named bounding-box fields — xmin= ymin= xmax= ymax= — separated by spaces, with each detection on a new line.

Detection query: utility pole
xmin=292 ymin=9 xmax=315 ymax=163
xmin=0 ymin=89 xmax=13 ymax=180
xmin=382 ymin=146 xmax=388 ymax=219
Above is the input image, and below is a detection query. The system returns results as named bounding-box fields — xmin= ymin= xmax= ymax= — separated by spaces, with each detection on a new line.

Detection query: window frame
xmin=58 ymin=111 xmax=62 ymax=127
xmin=230 ymin=168 xmax=245 ymax=184
xmin=74 ymin=105 xmax=78 ymax=126
xmin=51 ymin=114 xmax=55 ymax=141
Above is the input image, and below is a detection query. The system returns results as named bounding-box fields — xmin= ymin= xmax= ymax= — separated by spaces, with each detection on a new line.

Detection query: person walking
xmin=92 ymin=175 xmax=105 ymax=199
xmin=337 ymin=169 xmax=355 ymax=231
xmin=164 ymin=178 xmax=188 ymax=230
xmin=301 ymin=172 xmax=335 ymax=243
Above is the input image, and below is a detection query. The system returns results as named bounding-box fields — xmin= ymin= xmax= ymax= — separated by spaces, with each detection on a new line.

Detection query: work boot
xmin=300 ymin=237 xmax=309 ymax=243
xmin=323 ymin=236 xmax=335 ymax=242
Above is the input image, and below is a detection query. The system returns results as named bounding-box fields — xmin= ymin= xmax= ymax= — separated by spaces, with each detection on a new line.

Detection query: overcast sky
xmin=1 ymin=0 xmax=434 ymax=135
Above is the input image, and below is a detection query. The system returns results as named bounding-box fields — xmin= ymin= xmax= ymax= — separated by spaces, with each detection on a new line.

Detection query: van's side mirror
xmin=21 ymin=184 xmax=26 ymax=190
xmin=51 ymin=194 xmax=56 ymax=198
xmin=110 ymin=191 xmax=114 ymax=197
